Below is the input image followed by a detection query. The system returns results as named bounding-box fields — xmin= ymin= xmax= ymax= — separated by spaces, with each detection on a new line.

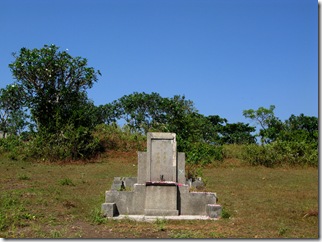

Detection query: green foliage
xmin=59 ymin=178 xmax=75 ymax=186
xmin=18 ymin=174 xmax=30 ymax=180
xmin=278 ymin=225 xmax=289 ymax=236
xmin=185 ymin=142 xmax=223 ymax=165
xmin=114 ymin=92 xmax=168 ymax=133
xmin=109 ymin=92 xmax=197 ymax=139
xmin=280 ymin=114 xmax=318 ymax=144
xmin=222 ymin=144 xmax=246 ymax=160
xmin=221 ymin=208 xmax=231 ymax=219
xmin=241 ymin=141 xmax=318 ymax=167
xmin=9 ymin=44 xmax=101 ymax=134
xmin=0 ymin=191 xmax=34 ymax=232
xmin=155 ymin=218 xmax=167 ymax=231
xmin=185 ymin=164 xmax=204 ymax=180
xmin=170 ymin=231 xmax=200 ymax=238
xmin=90 ymin=208 xmax=107 ymax=225
xmin=219 ymin=122 xmax=256 ymax=144
xmin=93 ymin=123 xmax=146 ymax=151
xmin=6 ymin=44 xmax=102 ymax=161
xmin=25 ymin=126 xmax=102 ymax=161
xmin=0 ymin=135 xmax=25 ymax=160
xmin=241 ymin=110 xmax=318 ymax=167
xmin=0 ymin=84 xmax=28 ymax=137
xmin=1 ymin=51 xmax=318 ymax=169
xmin=243 ymin=105 xmax=277 ymax=144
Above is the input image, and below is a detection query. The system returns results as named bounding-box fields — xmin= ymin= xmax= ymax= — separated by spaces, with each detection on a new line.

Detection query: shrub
xmin=222 ymin=144 xmax=245 ymax=159
xmin=59 ymin=178 xmax=75 ymax=186
xmin=185 ymin=142 xmax=223 ymax=165
xmin=93 ymin=123 xmax=146 ymax=152
xmin=241 ymin=141 xmax=318 ymax=167
xmin=0 ymin=135 xmax=25 ymax=160
xmin=26 ymin=126 xmax=102 ymax=161
xmin=221 ymin=208 xmax=231 ymax=219
xmin=90 ymin=208 xmax=107 ymax=225
xmin=241 ymin=143 xmax=281 ymax=167
xmin=185 ymin=164 xmax=204 ymax=181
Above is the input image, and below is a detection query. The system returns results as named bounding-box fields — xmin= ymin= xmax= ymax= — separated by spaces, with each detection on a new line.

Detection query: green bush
xmin=59 ymin=178 xmax=75 ymax=186
xmin=0 ymin=135 xmax=26 ymax=160
xmin=93 ymin=123 xmax=146 ymax=151
xmin=241 ymin=141 xmax=318 ymax=167
xmin=269 ymin=140 xmax=318 ymax=167
xmin=26 ymin=126 xmax=102 ymax=161
xmin=185 ymin=142 xmax=223 ymax=165
xmin=222 ymin=144 xmax=246 ymax=159
xmin=241 ymin=144 xmax=270 ymax=167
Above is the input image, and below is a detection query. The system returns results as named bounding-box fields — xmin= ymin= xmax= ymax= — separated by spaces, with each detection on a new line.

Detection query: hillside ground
xmin=0 ymin=151 xmax=318 ymax=238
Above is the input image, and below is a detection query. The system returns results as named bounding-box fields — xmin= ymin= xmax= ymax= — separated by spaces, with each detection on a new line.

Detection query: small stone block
xmin=124 ymin=177 xmax=137 ymax=188
xmin=111 ymin=180 xmax=124 ymax=190
xmin=206 ymin=204 xmax=222 ymax=218
xmin=102 ymin=203 xmax=118 ymax=217
xmin=192 ymin=180 xmax=204 ymax=189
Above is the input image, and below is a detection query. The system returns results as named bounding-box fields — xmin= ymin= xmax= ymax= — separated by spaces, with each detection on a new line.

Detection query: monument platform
xmin=111 ymin=215 xmax=220 ymax=222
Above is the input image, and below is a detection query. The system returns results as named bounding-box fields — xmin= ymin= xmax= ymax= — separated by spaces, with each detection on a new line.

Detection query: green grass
xmin=59 ymin=178 xmax=75 ymax=186
xmin=0 ymin=152 xmax=318 ymax=238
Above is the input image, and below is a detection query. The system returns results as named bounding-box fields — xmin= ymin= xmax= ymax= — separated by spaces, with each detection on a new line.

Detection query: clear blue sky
xmin=0 ymin=0 xmax=318 ymax=125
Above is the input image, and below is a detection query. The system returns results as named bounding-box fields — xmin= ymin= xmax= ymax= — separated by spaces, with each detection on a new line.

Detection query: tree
xmin=279 ymin=114 xmax=318 ymax=144
xmin=220 ymin=122 xmax=256 ymax=144
xmin=9 ymin=44 xmax=101 ymax=134
xmin=205 ymin=115 xmax=227 ymax=144
xmin=115 ymin=92 xmax=166 ymax=133
xmin=0 ymin=84 xmax=27 ymax=137
xmin=259 ymin=116 xmax=284 ymax=143
xmin=243 ymin=105 xmax=277 ymax=144
xmin=8 ymin=44 xmax=102 ymax=160
xmin=112 ymin=92 xmax=198 ymax=138
xmin=95 ymin=103 xmax=122 ymax=125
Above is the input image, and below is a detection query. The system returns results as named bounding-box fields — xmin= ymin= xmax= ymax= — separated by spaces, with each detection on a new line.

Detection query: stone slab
xmin=145 ymin=185 xmax=177 ymax=212
xmin=206 ymin=204 xmax=222 ymax=218
xmin=144 ymin=209 xmax=179 ymax=216
xmin=124 ymin=177 xmax=137 ymax=188
xmin=101 ymin=203 xmax=118 ymax=217
xmin=146 ymin=132 xmax=176 ymax=182
xmin=111 ymin=215 xmax=219 ymax=222
xmin=137 ymin=152 xmax=147 ymax=183
xmin=177 ymin=152 xmax=186 ymax=184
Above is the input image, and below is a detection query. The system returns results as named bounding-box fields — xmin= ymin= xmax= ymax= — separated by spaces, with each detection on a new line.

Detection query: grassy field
xmin=0 ymin=151 xmax=318 ymax=238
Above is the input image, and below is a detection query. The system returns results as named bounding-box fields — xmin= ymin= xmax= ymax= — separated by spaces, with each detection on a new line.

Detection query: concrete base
xmin=111 ymin=215 xmax=219 ymax=222
xmin=144 ymin=209 xmax=179 ymax=216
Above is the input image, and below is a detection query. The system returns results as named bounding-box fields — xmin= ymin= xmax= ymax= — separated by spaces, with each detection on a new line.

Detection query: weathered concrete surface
xmin=137 ymin=152 xmax=147 ymax=183
xmin=206 ymin=204 xmax=222 ymax=218
xmin=177 ymin=152 xmax=185 ymax=184
xmin=144 ymin=185 xmax=178 ymax=216
xmin=101 ymin=203 xmax=118 ymax=217
xmin=146 ymin=133 xmax=176 ymax=182
xmin=111 ymin=215 xmax=219 ymax=222
xmin=124 ymin=177 xmax=137 ymax=188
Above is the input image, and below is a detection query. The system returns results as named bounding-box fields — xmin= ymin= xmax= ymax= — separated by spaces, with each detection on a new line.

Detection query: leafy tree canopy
xmin=243 ymin=105 xmax=278 ymax=144
xmin=0 ymin=84 xmax=27 ymax=137
xmin=9 ymin=44 xmax=101 ymax=134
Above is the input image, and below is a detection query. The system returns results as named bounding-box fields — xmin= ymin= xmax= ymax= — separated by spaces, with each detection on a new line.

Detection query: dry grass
xmin=0 ymin=151 xmax=318 ymax=238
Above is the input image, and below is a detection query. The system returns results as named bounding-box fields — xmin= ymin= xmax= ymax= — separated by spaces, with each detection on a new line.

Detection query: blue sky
xmin=0 ymin=0 xmax=318 ymax=125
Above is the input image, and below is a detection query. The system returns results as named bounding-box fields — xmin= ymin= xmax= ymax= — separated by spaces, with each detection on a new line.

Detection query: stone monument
xmin=101 ymin=132 xmax=222 ymax=219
